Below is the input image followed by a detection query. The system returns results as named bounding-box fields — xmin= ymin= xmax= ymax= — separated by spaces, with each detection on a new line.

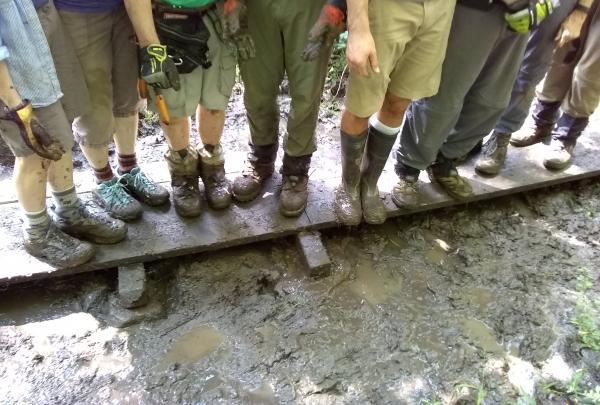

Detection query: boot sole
xmin=543 ymin=159 xmax=572 ymax=171
xmin=174 ymin=204 xmax=203 ymax=218
xmin=232 ymin=187 xmax=263 ymax=203
xmin=474 ymin=164 xmax=501 ymax=176
xmin=59 ymin=228 xmax=127 ymax=245
xmin=390 ymin=193 xmax=418 ymax=210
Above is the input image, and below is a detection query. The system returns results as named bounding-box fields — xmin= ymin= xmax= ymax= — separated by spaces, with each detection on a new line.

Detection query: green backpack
xmin=161 ymin=0 xmax=216 ymax=8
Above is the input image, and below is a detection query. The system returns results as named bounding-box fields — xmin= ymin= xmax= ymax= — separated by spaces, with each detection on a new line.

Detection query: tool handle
xmin=156 ymin=94 xmax=171 ymax=126
xmin=139 ymin=79 xmax=149 ymax=99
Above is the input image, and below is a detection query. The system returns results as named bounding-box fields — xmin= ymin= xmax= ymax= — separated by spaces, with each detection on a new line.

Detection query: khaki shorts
xmin=149 ymin=10 xmax=237 ymax=117
xmin=37 ymin=0 xmax=91 ymax=122
xmin=345 ymin=0 xmax=456 ymax=118
xmin=58 ymin=7 xmax=141 ymax=147
xmin=0 ymin=102 xmax=74 ymax=158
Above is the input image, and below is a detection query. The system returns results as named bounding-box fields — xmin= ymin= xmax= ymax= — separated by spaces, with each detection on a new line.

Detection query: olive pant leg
xmin=240 ymin=0 xmax=328 ymax=156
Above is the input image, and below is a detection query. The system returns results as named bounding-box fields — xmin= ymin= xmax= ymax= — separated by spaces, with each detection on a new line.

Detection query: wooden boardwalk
xmin=1 ymin=131 xmax=599 ymax=285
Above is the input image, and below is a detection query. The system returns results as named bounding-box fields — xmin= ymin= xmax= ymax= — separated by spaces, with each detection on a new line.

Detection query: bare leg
xmin=47 ymin=150 xmax=75 ymax=193
xmin=197 ymin=106 xmax=225 ymax=146
xmin=14 ymin=154 xmax=49 ymax=212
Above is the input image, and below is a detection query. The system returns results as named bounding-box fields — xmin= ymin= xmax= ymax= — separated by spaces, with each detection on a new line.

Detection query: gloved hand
xmin=555 ymin=8 xmax=588 ymax=47
xmin=505 ymin=0 xmax=553 ymax=34
xmin=0 ymin=100 xmax=65 ymax=161
xmin=139 ymin=44 xmax=181 ymax=91
xmin=302 ymin=0 xmax=347 ymax=61
xmin=222 ymin=0 xmax=255 ymax=60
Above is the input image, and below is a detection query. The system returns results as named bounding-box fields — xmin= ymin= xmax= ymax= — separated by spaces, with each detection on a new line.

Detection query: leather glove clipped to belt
xmin=302 ymin=0 xmax=347 ymax=61
xmin=139 ymin=44 xmax=181 ymax=91
xmin=505 ymin=0 xmax=553 ymax=34
xmin=0 ymin=100 xmax=65 ymax=161
xmin=222 ymin=0 xmax=255 ymax=60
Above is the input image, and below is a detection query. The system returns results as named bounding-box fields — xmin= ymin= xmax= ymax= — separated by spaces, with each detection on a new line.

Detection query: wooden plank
xmin=1 ymin=127 xmax=599 ymax=286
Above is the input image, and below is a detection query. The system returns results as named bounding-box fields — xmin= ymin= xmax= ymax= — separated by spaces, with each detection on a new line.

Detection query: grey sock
xmin=52 ymin=187 xmax=80 ymax=210
xmin=22 ymin=209 xmax=50 ymax=239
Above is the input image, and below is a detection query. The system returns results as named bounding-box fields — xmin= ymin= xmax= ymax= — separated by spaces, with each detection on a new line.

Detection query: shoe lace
xmin=100 ymin=180 xmax=132 ymax=208
xmin=130 ymin=170 xmax=158 ymax=193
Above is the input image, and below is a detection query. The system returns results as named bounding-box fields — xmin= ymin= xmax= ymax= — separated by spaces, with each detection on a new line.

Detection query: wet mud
xmin=1 ymin=180 xmax=599 ymax=404
xmin=1 ymin=89 xmax=600 ymax=404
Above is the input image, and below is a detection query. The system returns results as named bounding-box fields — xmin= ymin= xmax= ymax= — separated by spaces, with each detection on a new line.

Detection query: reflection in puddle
xmin=424 ymin=237 xmax=453 ymax=266
xmin=159 ymin=326 xmax=224 ymax=370
xmin=460 ymin=318 xmax=504 ymax=354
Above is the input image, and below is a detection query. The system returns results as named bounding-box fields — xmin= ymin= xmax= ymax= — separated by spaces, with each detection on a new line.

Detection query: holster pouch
xmin=153 ymin=2 xmax=214 ymax=73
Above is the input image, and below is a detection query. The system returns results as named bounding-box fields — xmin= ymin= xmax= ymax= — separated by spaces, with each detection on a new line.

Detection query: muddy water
xmin=460 ymin=317 xmax=504 ymax=354
xmin=158 ymin=326 xmax=224 ymax=370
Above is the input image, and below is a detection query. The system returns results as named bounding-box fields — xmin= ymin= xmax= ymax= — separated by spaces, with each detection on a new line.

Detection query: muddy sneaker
xmin=475 ymin=132 xmax=511 ymax=175
xmin=198 ymin=144 xmax=232 ymax=210
xmin=391 ymin=162 xmax=421 ymax=209
xmin=543 ymin=138 xmax=576 ymax=171
xmin=232 ymin=143 xmax=277 ymax=203
xmin=24 ymin=221 xmax=95 ymax=268
xmin=51 ymin=201 xmax=127 ymax=244
xmin=119 ymin=167 xmax=169 ymax=206
xmin=427 ymin=154 xmax=473 ymax=200
xmin=93 ymin=177 xmax=142 ymax=221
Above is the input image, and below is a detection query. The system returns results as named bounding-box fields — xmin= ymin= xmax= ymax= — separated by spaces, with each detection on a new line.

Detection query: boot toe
xmin=232 ymin=176 xmax=262 ymax=202
xmin=114 ymin=199 xmax=143 ymax=221
xmin=144 ymin=183 xmax=170 ymax=206
xmin=475 ymin=159 xmax=501 ymax=175
xmin=207 ymin=190 xmax=232 ymax=210
xmin=334 ymin=186 xmax=362 ymax=226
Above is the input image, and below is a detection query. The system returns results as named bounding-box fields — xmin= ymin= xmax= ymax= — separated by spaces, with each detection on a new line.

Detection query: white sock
xmin=369 ymin=115 xmax=402 ymax=137
xmin=52 ymin=186 xmax=80 ymax=210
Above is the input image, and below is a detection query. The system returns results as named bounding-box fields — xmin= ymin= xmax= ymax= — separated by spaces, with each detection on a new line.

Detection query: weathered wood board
xmin=1 ymin=130 xmax=599 ymax=286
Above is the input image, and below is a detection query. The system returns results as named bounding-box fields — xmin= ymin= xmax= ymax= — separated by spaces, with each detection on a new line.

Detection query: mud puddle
xmin=158 ymin=326 xmax=224 ymax=370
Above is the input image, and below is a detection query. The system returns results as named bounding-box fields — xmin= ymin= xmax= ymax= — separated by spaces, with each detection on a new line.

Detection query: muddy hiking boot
xmin=23 ymin=216 xmax=95 ymax=268
xmin=543 ymin=113 xmax=588 ymax=171
xmin=280 ymin=153 xmax=311 ymax=217
xmin=361 ymin=127 xmax=396 ymax=225
xmin=165 ymin=147 xmax=202 ymax=218
xmin=427 ymin=153 xmax=473 ymax=200
xmin=475 ymin=131 xmax=511 ymax=175
xmin=232 ymin=143 xmax=277 ymax=202
xmin=391 ymin=161 xmax=421 ymax=209
xmin=93 ymin=176 xmax=142 ymax=221
xmin=119 ymin=166 xmax=169 ymax=207
xmin=510 ymin=99 xmax=561 ymax=147
xmin=198 ymin=144 xmax=232 ymax=210
xmin=51 ymin=201 xmax=128 ymax=244
xmin=334 ymin=130 xmax=367 ymax=226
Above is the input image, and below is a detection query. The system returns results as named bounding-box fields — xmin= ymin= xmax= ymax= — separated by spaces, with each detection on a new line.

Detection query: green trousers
xmin=240 ymin=0 xmax=330 ymax=157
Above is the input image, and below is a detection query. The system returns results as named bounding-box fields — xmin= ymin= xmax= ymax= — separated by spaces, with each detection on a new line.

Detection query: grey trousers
xmin=537 ymin=4 xmax=600 ymax=118
xmin=396 ymin=4 xmax=528 ymax=170
xmin=495 ymin=0 xmax=578 ymax=134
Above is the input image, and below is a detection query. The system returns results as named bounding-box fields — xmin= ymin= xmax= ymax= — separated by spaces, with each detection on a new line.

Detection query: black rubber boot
xmin=511 ymin=99 xmax=561 ymax=147
xmin=232 ymin=143 xmax=278 ymax=202
xmin=165 ymin=147 xmax=202 ymax=218
xmin=279 ymin=153 xmax=311 ymax=217
xmin=544 ymin=113 xmax=588 ymax=170
xmin=198 ymin=144 xmax=232 ymax=210
xmin=361 ymin=127 xmax=396 ymax=225
xmin=334 ymin=130 xmax=367 ymax=226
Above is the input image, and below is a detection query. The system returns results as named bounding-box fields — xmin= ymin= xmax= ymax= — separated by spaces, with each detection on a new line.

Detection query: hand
xmin=346 ymin=28 xmax=379 ymax=76
xmin=0 ymin=100 xmax=65 ymax=161
xmin=302 ymin=2 xmax=347 ymax=61
xmin=555 ymin=8 xmax=587 ymax=47
xmin=139 ymin=44 xmax=181 ymax=91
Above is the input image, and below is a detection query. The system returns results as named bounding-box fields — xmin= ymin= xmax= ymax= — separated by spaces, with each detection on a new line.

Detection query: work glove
xmin=139 ymin=44 xmax=181 ymax=91
xmin=505 ymin=0 xmax=553 ymax=34
xmin=302 ymin=0 xmax=347 ymax=61
xmin=0 ymin=100 xmax=65 ymax=161
xmin=555 ymin=7 xmax=588 ymax=47
xmin=222 ymin=0 xmax=256 ymax=60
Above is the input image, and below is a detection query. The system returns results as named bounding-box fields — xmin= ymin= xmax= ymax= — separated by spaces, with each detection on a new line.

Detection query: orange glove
xmin=302 ymin=1 xmax=347 ymax=61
